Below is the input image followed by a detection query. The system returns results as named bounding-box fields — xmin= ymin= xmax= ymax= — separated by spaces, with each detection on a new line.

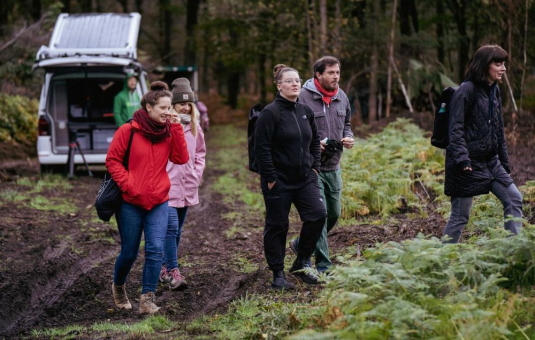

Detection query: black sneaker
xmin=289 ymin=239 xmax=299 ymax=256
xmin=271 ymin=270 xmax=296 ymax=290
xmin=290 ymin=257 xmax=319 ymax=284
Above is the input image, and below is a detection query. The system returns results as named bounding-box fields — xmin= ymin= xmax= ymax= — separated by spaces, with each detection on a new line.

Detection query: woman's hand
xmin=463 ymin=166 xmax=473 ymax=172
xmin=268 ymin=181 xmax=276 ymax=190
xmin=168 ymin=112 xmax=181 ymax=124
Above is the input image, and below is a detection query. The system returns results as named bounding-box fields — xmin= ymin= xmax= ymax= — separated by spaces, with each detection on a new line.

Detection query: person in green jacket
xmin=113 ymin=74 xmax=140 ymax=126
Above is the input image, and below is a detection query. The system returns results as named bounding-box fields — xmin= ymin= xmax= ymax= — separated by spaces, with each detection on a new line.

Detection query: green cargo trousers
xmin=295 ymin=169 xmax=342 ymax=270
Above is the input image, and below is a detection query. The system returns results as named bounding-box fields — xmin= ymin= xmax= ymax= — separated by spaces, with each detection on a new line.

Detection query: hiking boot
xmin=271 ymin=270 xmax=296 ymax=290
xmin=139 ymin=292 xmax=161 ymax=315
xmin=159 ymin=266 xmax=170 ymax=284
xmin=289 ymin=239 xmax=313 ymax=267
xmin=111 ymin=282 xmax=132 ymax=310
xmin=290 ymin=257 xmax=320 ymax=284
xmin=168 ymin=268 xmax=188 ymax=290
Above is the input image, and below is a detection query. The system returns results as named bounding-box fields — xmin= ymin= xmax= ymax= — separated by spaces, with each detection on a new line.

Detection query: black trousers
xmin=261 ymin=173 xmax=327 ymax=271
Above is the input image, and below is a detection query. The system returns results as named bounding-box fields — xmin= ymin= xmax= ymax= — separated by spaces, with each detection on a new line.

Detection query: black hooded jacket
xmin=254 ymin=93 xmax=321 ymax=185
xmin=445 ymin=81 xmax=513 ymax=197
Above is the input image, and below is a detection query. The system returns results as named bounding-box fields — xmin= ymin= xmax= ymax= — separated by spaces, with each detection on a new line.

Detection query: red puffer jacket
xmin=106 ymin=121 xmax=189 ymax=210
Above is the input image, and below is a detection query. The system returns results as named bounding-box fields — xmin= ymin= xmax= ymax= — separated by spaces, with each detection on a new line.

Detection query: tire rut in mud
xmin=0 ymin=246 xmax=117 ymax=337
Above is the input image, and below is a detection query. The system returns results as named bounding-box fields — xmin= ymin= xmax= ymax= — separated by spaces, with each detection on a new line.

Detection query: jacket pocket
xmin=314 ymin=111 xmax=327 ymax=132
xmin=336 ymin=109 xmax=346 ymax=135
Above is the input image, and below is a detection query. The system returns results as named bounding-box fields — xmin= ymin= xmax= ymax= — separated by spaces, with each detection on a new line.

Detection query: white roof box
xmin=36 ymin=12 xmax=141 ymax=61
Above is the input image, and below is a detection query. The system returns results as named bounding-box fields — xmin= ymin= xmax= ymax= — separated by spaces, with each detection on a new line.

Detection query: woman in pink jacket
xmin=160 ymin=78 xmax=206 ymax=290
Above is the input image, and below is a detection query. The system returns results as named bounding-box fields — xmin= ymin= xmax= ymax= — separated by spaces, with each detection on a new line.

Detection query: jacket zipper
xmin=291 ymin=107 xmax=304 ymax=174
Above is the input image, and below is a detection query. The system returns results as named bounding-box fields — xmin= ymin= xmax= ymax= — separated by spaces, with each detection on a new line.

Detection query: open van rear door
xmin=36 ymin=12 xmax=141 ymax=61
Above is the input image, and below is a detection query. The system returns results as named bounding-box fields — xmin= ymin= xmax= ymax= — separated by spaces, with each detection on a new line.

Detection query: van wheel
xmin=40 ymin=164 xmax=65 ymax=175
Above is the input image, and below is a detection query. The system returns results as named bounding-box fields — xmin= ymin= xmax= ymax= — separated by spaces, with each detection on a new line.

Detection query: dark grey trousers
xmin=443 ymin=181 xmax=523 ymax=243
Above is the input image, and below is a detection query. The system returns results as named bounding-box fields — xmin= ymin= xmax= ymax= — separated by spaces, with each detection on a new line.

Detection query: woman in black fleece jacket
xmin=444 ymin=45 xmax=522 ymax=243
xmin=254 ymin=65 xmax=326 ymax=289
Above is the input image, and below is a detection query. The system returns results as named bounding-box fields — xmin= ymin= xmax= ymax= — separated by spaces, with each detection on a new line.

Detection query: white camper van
xmin=34 ymin=13 xmax=148 ymax=173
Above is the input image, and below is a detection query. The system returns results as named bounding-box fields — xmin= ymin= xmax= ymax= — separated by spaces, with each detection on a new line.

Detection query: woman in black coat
xmin=444 ymin=45 xmax=523 ymax=243
xmin=254 ymin=65 xmax=327 ymax=289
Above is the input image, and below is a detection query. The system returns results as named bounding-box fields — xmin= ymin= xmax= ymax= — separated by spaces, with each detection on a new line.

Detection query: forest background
xmin=1 ymin=0 xmax=535 ymax=144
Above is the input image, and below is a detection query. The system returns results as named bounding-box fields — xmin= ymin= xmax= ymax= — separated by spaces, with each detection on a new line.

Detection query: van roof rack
xmin=36 ymin=12 xmax=141 ymax=61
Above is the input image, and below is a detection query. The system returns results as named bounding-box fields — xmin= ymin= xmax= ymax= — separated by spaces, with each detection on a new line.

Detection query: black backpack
xmin=431 ymin=87 xmax=457 ymax=149
xmin=247 ymin=102 xmax=280 ymax=173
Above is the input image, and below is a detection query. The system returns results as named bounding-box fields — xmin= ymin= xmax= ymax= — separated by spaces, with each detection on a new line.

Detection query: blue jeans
xmin=162 ymin=206 xmax=189 ymax=270
xmin=113 ymin=201 xmax=169 ymax=294
xmin=443 ymin=181 xmax=523 ymax=243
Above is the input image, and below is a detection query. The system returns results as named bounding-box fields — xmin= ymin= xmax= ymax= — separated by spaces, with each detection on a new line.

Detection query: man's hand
xmin=312 ymin=169 xmax=318 ymax=176
xmin=268 ymin=181 xmax=276 ymax=190
xmin=320 ymin=139 xmax=326 ymax=153
xmin=341 ymin=137 xmax=354 ymax=149
xmin=463 ymin=166 xmax=473 ymax=172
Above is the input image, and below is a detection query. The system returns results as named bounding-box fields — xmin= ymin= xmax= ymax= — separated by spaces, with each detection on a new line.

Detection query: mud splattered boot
xmin=111 ymin=282 xmax=132 ymax=310
xmin=271 ymin=270 xmax=296 ymax=290
xmin=159 ymin=266 xmax=170 ymax=284
xmin=168 ymin=268 xmax=188 ymax=290
xmin=139 ymin=292 xmax=161 ymax=315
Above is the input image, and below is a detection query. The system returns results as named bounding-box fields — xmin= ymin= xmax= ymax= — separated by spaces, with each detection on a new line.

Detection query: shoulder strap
xmin=123 ymin=122 xmax=135 ymax=170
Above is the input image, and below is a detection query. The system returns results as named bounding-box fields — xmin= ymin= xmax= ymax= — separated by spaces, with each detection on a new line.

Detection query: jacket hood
xmin=122 ymin=73 xmax=136 ymax=92
xmin=302 ymin=78 xmax=340 ymax=99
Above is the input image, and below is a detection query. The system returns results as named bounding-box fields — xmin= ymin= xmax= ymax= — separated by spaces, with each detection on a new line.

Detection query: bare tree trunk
xmin=311 ymin=0 xmax=319 ymax=59
xmin=0 ymin=0 xmax=12 ymax=34
xmin=436 ymin=0 xmax=445 ymax=64
xmin=31 ymin=0 xmax=41 ymax=21
xmin=258 ymin=51 xmax=266 ymax=104
xmin=520 ymin=0 xmax=529 ymax=110
xmin=135 ymin=0 xmax=143 ymax=14
xmin=185 ymin=0 xmax=201 ymax=65
xmin=305 ymin=0 xmax=314 ymax=66
xmin=159 ymin=0 xmax=171 ymax=63
xmin=117 ymin=0 xmax=128 ymax=12
xmin=391 ymin=56 xmax=413 ymax=113
xmin=386 ymin=0 xmax=398 ymax=118
xmin=448 ymin=0 xmax=469 ymax=82
xmin=319 ymin=0 xmax=327 ymax=55
xmin=62 ymin=0 xmax=70 ymax=13
xmin=332 ymin=0 xmax=341 ymax=56
xmin=368 ymin=0 xmax=379 ymax=122
xmin=80 ymin=0 xmax=92 ymax=12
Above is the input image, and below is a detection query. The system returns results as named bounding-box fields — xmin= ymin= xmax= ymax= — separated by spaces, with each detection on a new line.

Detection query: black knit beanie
xmin=171 ymin=78 xmax=195 ymax=104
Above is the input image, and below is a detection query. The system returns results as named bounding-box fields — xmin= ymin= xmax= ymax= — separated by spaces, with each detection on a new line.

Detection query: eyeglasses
xmin=279 ymin=78 xmax=302 ymax=84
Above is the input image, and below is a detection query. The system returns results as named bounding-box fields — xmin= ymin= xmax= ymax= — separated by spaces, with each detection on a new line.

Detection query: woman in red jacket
xmin=106 ymin=81 xmax=188 ymax=314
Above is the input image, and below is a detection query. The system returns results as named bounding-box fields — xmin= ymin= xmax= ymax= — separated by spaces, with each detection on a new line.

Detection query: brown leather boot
xmin=139 ymin=292 xmax=161 ymax=315
xmin=111 ymin=282 xmax=132 ymax=310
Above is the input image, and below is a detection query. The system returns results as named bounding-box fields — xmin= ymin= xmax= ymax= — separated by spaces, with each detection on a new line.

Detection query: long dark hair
xmin=464 ymin=45 xmax=508 ymax=84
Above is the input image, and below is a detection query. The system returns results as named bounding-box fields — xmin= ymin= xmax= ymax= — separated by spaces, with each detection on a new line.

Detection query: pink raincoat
xmin=167 ymin=122 xmax=206 ymax=208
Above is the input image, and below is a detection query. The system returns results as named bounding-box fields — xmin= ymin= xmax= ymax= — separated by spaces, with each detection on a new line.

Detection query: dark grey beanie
xmin=171 ymin=78 xmax=195 ymax=104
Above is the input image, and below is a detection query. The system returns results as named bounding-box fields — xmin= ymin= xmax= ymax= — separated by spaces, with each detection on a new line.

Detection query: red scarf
xmin=314 ymin=78 xmax=338 ymax=106
xmin=132 ymin=108 xmax=170 ymax=143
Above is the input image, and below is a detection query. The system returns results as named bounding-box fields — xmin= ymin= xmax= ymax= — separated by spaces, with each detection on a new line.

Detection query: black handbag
xmin=95 ymin=129 xmax=135 ymax=221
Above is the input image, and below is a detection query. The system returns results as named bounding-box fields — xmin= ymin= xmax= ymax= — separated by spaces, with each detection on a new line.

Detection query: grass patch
xmin=32 ymin=315 xmax=177 ymax=339
xmin=29 ymin=195 xmax=77 ymax=214
xmin=230 ymin=256 xmax=258 ymax=274
xmin=209 ymin=125 xmax=264 ymax=212
xmin=0 ymin=189 xmax=29 ymax=203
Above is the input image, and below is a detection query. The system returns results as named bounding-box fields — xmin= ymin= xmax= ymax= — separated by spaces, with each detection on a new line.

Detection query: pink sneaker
xmin=159 ymin=267 xmax=170 ymax=283
xmin=168 ymin=268 xmax=188 ymax=290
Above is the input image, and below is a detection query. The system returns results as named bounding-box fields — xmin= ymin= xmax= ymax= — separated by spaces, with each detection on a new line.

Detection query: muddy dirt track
xmin=0 ymin=116 xmax=534 ymax=339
